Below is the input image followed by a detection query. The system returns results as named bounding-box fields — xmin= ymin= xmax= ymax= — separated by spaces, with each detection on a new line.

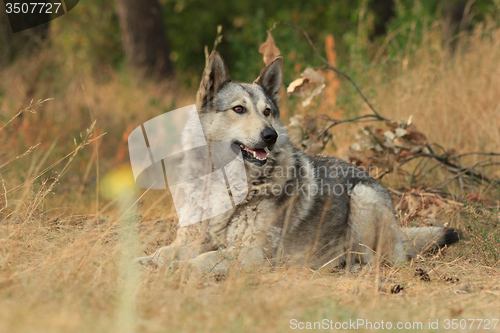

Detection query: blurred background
xmin=2 ymin=0 xmax=498 ymax=80
xmin=2 ymin=0 xmax=499 ymax=81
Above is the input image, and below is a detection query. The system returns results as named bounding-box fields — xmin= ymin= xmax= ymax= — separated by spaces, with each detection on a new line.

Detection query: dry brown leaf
xmin=287 ymin=68 xmax=325 ymax=107
xmin=286 ymin=114 xmax=333 ymax=153
xmin=259 ymin=32 xmax=281 ymax=66
xmin=348 ymin=117 xmax=431 ymax=171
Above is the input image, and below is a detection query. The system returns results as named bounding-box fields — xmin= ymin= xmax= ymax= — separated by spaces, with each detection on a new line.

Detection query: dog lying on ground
xmin=136 ymin=51 xmax=459 ymax=272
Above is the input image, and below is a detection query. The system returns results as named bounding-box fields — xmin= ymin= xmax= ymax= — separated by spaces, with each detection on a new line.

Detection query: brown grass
xmin=0 ymin=21 xmax=499 ymax=333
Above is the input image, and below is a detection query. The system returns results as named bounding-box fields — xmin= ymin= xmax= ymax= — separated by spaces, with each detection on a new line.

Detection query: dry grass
xmin=0 ymin=21 xmax=499 ymax=332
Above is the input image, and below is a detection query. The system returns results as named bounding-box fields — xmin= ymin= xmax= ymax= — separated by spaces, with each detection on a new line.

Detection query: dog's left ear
xmin=254 ymin=57 xmax=283 ymax=102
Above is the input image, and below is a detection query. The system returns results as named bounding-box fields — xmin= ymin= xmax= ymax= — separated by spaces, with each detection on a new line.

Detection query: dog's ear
xmin=196 ymin=51 xmax=231 ymax=112
xmin=254 ymin=57 xmax=283 ymax=102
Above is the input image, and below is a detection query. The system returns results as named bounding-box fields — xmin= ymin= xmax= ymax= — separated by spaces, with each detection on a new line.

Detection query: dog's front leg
xmin=135 ymin=223 xmax=213 ymax=267
xmin=177 ymin=246 xmax=266 ymax=274
xmin=134 ymin=241 xmax=189 ymax=267
xmin=171 ymin=249 xmax=232 ymax=274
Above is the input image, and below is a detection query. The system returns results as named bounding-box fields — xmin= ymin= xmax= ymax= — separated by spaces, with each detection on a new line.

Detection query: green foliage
xmin=382 ymin=0 xmax=499 ymax=60
xmin=161 ymin=0 xmax=500 ymax=88
xmin=50 ymin=0 xmax=123 ymax=78
xmin=161 ymin=0 xmax=362 ymax=85
xmin=5 ymin=0 xmax=499 ymax=90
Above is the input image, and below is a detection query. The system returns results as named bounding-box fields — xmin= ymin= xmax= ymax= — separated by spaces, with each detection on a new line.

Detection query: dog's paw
xmin=133 ymin=255 xmax=155 ymax=266
xmin=167 ymin=260 xmax=180 ymax=271
xmin=349 ymin=263 xmax=362 ymax=272
xmin=133 ymin=251 xmax=168 ymax=268
xmin=134 ymin=245 xmax=182 ymax=268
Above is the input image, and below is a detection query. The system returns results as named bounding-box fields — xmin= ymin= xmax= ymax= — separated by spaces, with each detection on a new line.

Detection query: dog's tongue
xmin=254 ymin=149 xmax=268 ymax=159
xmin=244 ymin=147 xmax=268 ymax=159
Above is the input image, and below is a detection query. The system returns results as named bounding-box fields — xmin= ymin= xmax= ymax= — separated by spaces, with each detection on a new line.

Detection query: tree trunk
xmin=116 ymin=0 xmax=174 ymax=80
xmin=0 ymin=8 xmax=49 ymax=68
xmin=369 ymin=0 xmax=395 ymax=40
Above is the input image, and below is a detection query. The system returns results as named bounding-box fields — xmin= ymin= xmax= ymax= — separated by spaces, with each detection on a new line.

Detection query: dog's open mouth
xmin=235 ymin=142 xmax=269 ymax=166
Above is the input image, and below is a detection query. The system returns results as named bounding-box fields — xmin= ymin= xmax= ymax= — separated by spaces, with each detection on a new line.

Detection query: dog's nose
xmin=261 ymin=127 xmax=278 ymax=145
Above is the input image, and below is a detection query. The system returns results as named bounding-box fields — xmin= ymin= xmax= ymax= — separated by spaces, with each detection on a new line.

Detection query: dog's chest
xmin=210 ymin=198 xmax=282 ymax=251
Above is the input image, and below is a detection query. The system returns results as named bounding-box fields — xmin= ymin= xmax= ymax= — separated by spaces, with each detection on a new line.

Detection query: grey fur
xmin=136 ymin=51 xmax=459 ymax=272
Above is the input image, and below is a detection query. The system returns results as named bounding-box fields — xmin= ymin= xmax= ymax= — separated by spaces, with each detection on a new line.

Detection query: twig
xmin=272 ymin=22 xmax=499 ymax=199
xmin=269 ymin=22 xmax=390 ymax=122
xmin=455 ymin=152 xmax=500 ymax=158
xmin=312 ymin=114 xmax=382 ymax=143
xmin=399 ymin=149 xmax=494 ymax=183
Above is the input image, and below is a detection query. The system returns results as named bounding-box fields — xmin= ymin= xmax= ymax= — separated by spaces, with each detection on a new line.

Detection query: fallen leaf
xmin=395 ymin=127 xmax=407 ymax=137
xmin=287 ymin=68 xmax=325 ymax=107
xmin=259 ymin=31 xmax=281 ymax=66
xmin=286 ymin=114 xmax=332 ymax=153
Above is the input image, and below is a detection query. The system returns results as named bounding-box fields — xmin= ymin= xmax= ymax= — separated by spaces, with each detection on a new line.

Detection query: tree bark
xmin=0 ymin=8 xmax=49 ymax=68
xmin=116 ymin=0 xmax=174 ymax=80
xmin=369 ymin=0 xmax=395 ymax=40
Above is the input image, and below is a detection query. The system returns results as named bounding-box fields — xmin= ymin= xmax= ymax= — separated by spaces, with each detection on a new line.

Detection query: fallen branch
xmin=269 ymin=22 xmax=390 ymax=122
xmin=271 ymin=21 xmax=500 ymax=205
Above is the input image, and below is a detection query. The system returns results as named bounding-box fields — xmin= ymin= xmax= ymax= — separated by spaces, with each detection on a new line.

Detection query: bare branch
xmin=269 ymin=22 xmax=390 ymax=122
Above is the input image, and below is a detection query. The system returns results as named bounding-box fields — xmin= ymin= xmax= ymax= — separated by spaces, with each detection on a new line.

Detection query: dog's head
xmin=195 ymin=51 xmax=287 ymax=167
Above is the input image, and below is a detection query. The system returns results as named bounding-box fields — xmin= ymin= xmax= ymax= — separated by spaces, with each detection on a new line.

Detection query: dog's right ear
xmin=196 ymin=51 xmax=231 ymax=112
xmin=254 ymin=56 xmax=283 ymax=102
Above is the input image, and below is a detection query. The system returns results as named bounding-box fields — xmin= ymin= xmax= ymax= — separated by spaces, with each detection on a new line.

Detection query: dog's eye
xmin=263 ymin=108 xmax=271 ymax=116
xmin=233 ymin=105 xmax=245 ymax=113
